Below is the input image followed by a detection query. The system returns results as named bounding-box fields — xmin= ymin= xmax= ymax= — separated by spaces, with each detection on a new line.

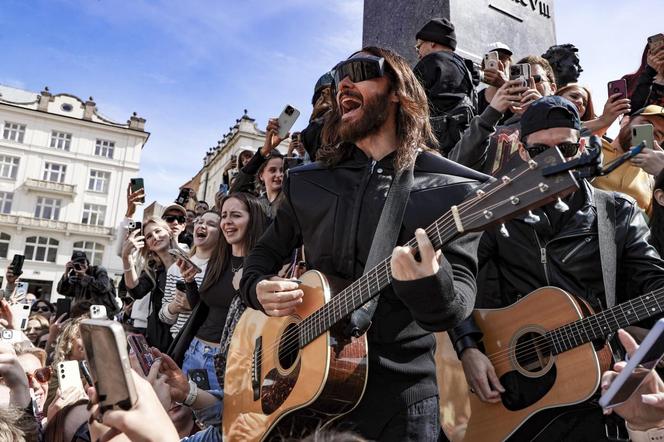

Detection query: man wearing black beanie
xmin=413 ymin=18 xmax=477 ymax=158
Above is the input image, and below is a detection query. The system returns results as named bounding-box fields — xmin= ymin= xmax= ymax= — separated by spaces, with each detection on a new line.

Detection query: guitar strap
xmin=345 ymin=161 xmax=415 ymax=338
xmin=595 ymin=189 xmax=617 ymax=308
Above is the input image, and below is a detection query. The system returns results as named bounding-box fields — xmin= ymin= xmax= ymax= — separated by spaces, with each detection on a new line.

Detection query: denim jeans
xmin=182 ymin=337 xmax=221 ymax=391
xmin=181 ymin=389 xmax=223 ymax=442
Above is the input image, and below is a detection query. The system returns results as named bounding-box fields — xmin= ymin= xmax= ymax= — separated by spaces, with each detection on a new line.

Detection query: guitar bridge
xmin=252 ymin=336 xmax=262 ymax=401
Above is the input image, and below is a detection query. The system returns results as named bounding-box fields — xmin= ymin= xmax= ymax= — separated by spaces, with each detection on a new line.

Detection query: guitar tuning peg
xmin=554 ymin=197 xmax=569 ymax=212
xmin=524 ymin=210 xmax=541 ymax=224
xmin=499 ymin=223 xmax=509 ymax=238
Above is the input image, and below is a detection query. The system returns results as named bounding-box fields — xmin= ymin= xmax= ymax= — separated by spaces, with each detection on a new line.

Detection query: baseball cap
xmin=486 ymin=42 xmax=513 ymax=56
xmin=520 ymin=96 xmax=581 ymax=141
xmin=632 ymin=105 xmax=664 ymax=117
xmin=162 ymin=203 xmax=186 ymax=217
xmin=71 ymin=251 xmax=88 ymax=263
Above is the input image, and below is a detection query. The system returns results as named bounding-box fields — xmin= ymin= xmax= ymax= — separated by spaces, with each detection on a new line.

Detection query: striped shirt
xmin=159 ymin=255 xmax=209 ymax=337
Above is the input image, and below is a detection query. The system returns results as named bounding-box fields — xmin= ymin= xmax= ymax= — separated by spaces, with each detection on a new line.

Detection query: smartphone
xmin=648 ymin=33 xmax=664 ymax=52
xmin=127 ymin=220 xmax=142 ymax=233
xmin=57 ymin=361 xmax=85 ymax=393
xmin=55 ymin=298 xmax=72 ymax=319
xmin=79 ymin=360 xmax=93 ymax=387
xmin=127 ymin=333 xmax=154 ymax=377
xmin=10 ymin=254 xmax=24 ymax=277
xmin=175 ymin=280 xmax=187 ymax=292
xmin=600 ymin=319 xmax=664 ymax=408
xmin=90 ymin=305 xmax=107 ymax=319
xmin=10 ymin=303 xmax=30 ymax=330
xmin=175 ymin=188 xmax=191 ymax=207
xmin=632 ymin=124 xmax=655 ymax=150
xmin=189 ymin=368 xmax=211 ymax=390
xmin=607 ymin=79 xmax=627 ymax=100
xmin=167 ymin=248 xmax=202 ymax=273
xmin=80 ymin=319 xmax=137 ymax=412
xmin=1 ymin=329 xmax=27 ymax=344
xmin=129 ymin=178 xmax=145 ymax=204
xmin=484 ymin=51 xmax=499 ymax=70
xmin=277 ymin=105 xmax=300 ymax=139
xmin=509 ymin=63 xmax=531 ymax=87
xmin=15 ymin=282 xmax=29 ymax=301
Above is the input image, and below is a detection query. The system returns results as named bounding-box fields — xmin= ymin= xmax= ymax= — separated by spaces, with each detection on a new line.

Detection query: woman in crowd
xmin=623 ymin=40 xmax=664 ymax=111
xmin=159 ymin=210 xmax=219 ymax=337
xmin=649 ymin=169 xmax=664 ymax=256
xmin=556 ymin=83 xmax=630 ymax=136
xmin=13 ymin=342 xmax=49 ymax=417
xmin=229 ymin=118 xmax=287 ymax=218
xmin=176 ymin=193 xmax=267 ymax=390
xmin=30 ymin=299 xmax=55 ymax=321
xmin=24 ymin=313 xmax=49 ymax=346
xmin=121 ymin=217 xmax=177 ymax=352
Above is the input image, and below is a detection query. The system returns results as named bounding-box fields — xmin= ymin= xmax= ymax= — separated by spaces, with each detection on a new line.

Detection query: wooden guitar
xmin=222 ymin=149 xmax=579 ymax=441
xmin=458 ymin=286 xmax=664 ymax=441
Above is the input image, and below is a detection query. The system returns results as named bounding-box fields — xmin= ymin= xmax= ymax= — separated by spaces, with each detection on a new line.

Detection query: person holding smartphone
xmin=622 ymin=38 xmax=664 ymax=113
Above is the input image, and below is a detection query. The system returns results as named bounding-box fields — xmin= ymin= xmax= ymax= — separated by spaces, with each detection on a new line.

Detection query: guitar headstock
xmin=455 ymin=147 xmax=579 ymax=233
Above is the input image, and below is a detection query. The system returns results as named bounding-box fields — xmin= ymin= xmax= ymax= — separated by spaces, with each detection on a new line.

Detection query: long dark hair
xmin=318 ymin=46 xmax=436 ymax=172
xmin=201 ymin=193 xmax=267 ymax=292
xmin=650 ymin=169 xmax=664 ymax=256
xmin=622 ymin=44 xmax=649 ymax=100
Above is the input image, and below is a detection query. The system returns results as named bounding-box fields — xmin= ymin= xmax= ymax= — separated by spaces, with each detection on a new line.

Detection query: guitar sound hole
xmin=278 ymin=323 xmax=299 ymax=370
xmin=514 ymin=331 xmax=552 ymax=374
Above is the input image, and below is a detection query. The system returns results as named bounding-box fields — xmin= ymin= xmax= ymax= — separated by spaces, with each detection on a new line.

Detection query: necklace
xmin=231 ymin=257 xmax=243 ymax=273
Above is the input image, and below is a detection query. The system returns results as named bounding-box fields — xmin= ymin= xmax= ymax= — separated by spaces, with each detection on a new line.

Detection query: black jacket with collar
xmin=240 ymin=145 xmax=488 ymax=434
xmin=450 ymin=180 xmax=664 ymax=352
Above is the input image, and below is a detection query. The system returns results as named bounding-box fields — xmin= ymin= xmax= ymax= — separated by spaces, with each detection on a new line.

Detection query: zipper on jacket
xmin=533 ymin=230 xmax=551 ymax=285
xmin=561 ymin=236 xmax=593 ymax=263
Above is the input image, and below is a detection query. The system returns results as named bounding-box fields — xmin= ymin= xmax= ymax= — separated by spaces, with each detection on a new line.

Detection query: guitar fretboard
xmin=546 ymin=290 xmax=664 ymax=355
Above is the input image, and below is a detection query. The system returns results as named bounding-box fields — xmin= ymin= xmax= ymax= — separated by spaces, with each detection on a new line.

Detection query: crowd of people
xmin=0 ymin=15 xmax=664 ymax=442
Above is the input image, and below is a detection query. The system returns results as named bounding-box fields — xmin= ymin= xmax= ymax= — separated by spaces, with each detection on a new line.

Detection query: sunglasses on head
xmin=525 ymin=142 xmax=581 ymax=158
xmin=163 ymin=215 xmax=186 ymax=224
xmin=332 ymin=55 xmax=385 ymax=89
xmin=26 ymin=366 xmax=52 ymax=384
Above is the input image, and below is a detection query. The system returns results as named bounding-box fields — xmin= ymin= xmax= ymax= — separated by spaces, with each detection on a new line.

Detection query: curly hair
xmin=318 ymin=46 xmax=436 ymax=172
xmin=52 ymin=315 xmax=87 ymax=366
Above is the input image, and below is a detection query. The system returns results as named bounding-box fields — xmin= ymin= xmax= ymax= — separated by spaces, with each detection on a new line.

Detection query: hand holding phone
xmin=632 ymin=124 xmax=655 ymax=150
xmin=277 ymin=105 xmax=300 ymax=139
xmin=127 ymin=334 xmax=154 ymax=376
xmin=57 ymin=360 xmax=85 ymax=393
xmin=129 ymin=178 xmax=145 ymax=204
xmin=607 ymin=79 xmax=628 ymax=101
xmin=9 ymin=254 xmax=24 ymax=278
xmin=168 ymin=248 xmax=202 ymax=273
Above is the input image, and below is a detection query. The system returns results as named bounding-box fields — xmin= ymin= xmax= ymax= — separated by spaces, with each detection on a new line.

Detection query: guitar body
xmin=222 ymin=270 xmax=368 ymax=441
xmin=463 ymin=287 xmax=612 ymax=442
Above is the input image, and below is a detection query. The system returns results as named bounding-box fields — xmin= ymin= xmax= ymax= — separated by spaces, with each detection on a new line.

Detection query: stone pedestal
xmin=363 ymin=0 xmax=556 ymax=65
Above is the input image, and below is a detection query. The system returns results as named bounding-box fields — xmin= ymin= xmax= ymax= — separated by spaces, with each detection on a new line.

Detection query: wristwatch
xmin=627 ymin=423 xmax=664 ymax=442
xmin=181 ymin=379 xmax=198 ymax=407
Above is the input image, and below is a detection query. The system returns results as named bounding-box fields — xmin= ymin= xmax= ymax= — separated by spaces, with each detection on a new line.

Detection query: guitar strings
xmin=483 ymin=290 xmax=664 ymax=366
xmin=256 ymin=178 xmax=553 ymax=362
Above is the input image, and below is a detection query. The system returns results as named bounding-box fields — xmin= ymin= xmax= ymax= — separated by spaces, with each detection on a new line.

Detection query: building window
xmin=42 ymin=162 xmax=67 ymax=183
xmin=0 ymin=155 xmax=19 ymax=180
xmin=0 ymin=192 xmax=13 ymax=214
xmin=73 ymin=241 xmax=104 ymax=266
xmin=0 ymin=232 xmax=9 ymax=258
xmin=81 ymin=203 xmax=106 ymax=226
xmin=50 ymin=131 xmax=72 ymax=150
xmin=34 ymin=196 xmax=61 ymax=220
xmin=24 ymin=236 xmax=58 ymax=262
xmin=94 ymin=139 xmax=114 ymax=159
xmin=2 ymin=122 xmax=26 ymax=143
xmin=88 ymin=170 xmax=110 ymax=193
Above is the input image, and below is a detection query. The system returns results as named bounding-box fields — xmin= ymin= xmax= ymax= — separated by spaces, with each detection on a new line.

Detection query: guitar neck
xmin=297 ymin=211 xmax=459 ymax=347
xmin=547 ymin=289 xmax=664 ymax=354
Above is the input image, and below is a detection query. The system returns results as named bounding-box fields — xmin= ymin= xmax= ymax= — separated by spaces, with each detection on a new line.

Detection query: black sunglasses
xmin=332 ymin=55 xmax=385 ymax=89
xmin=163 ymin=215 xmax=186 ymax=224
xmin=526 ymin=142 xmax=581 ymax=158
xmin=31 ymin=305 xmax=51 ymax=313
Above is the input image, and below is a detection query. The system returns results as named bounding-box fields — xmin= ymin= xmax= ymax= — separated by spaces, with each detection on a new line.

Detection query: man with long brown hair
xmin=241 ymin=47 xmax=489 ymax=440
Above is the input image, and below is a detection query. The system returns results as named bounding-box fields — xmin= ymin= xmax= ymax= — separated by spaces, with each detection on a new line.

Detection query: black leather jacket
xmin=450 ymin=180 xmax=664 ymax=353
xmin=241 ymin=145 xmax=488 ymax=434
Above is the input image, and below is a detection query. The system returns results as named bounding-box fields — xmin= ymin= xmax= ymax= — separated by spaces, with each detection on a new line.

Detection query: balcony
xmin=0 ymin=214 xmax=114 ymax=238
xmin=23 ymin=178 xmax=76 ymax=197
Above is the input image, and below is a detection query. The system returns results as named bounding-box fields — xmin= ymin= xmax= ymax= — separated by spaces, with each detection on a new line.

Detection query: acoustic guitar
xmin=458 ymin=286 xmax=664 ymax=441
xmin=222 ymin=149 xmax=579 ymax=441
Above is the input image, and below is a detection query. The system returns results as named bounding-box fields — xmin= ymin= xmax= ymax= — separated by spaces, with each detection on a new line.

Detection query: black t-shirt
xmin=196 ymin=256 xmax=243 ymax=342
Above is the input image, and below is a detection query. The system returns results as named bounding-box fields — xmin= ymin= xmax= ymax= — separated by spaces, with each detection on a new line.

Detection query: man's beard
xmin=338 ymin=91 xmax=390 ymax=142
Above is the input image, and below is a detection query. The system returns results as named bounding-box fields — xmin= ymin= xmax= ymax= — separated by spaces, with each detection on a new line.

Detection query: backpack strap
xmin=595 ymin=189 xmax=617 ymax=307
xmin=345 ymin=162 xmax=415 ymax=337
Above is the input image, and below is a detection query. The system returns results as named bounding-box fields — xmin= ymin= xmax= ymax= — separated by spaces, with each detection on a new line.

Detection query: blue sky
xmin=0 ymin=0 xmax=662 ymax=210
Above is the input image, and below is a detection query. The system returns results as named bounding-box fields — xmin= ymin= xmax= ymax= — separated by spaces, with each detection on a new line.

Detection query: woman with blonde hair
xmin=121 ymin=216 xmax=177 ymax=351
xmin=556 ymin=83 xmax=630 ymax=136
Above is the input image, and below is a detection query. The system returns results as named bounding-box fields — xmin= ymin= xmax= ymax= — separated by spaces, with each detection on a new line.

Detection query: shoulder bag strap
xmin=595 ymin=190 xmax=617 ymax=308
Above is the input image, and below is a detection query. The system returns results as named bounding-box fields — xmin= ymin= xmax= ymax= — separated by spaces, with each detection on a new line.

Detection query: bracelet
xmin=626 ymin=422 xmax=664 ymax=442
xmin=181 ymin=379 xmax=198 ymax=407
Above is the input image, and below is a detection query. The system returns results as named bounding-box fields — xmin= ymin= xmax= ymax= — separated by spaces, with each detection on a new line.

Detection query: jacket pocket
xmin=561 ymin=236 xmax=594 ymax=263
